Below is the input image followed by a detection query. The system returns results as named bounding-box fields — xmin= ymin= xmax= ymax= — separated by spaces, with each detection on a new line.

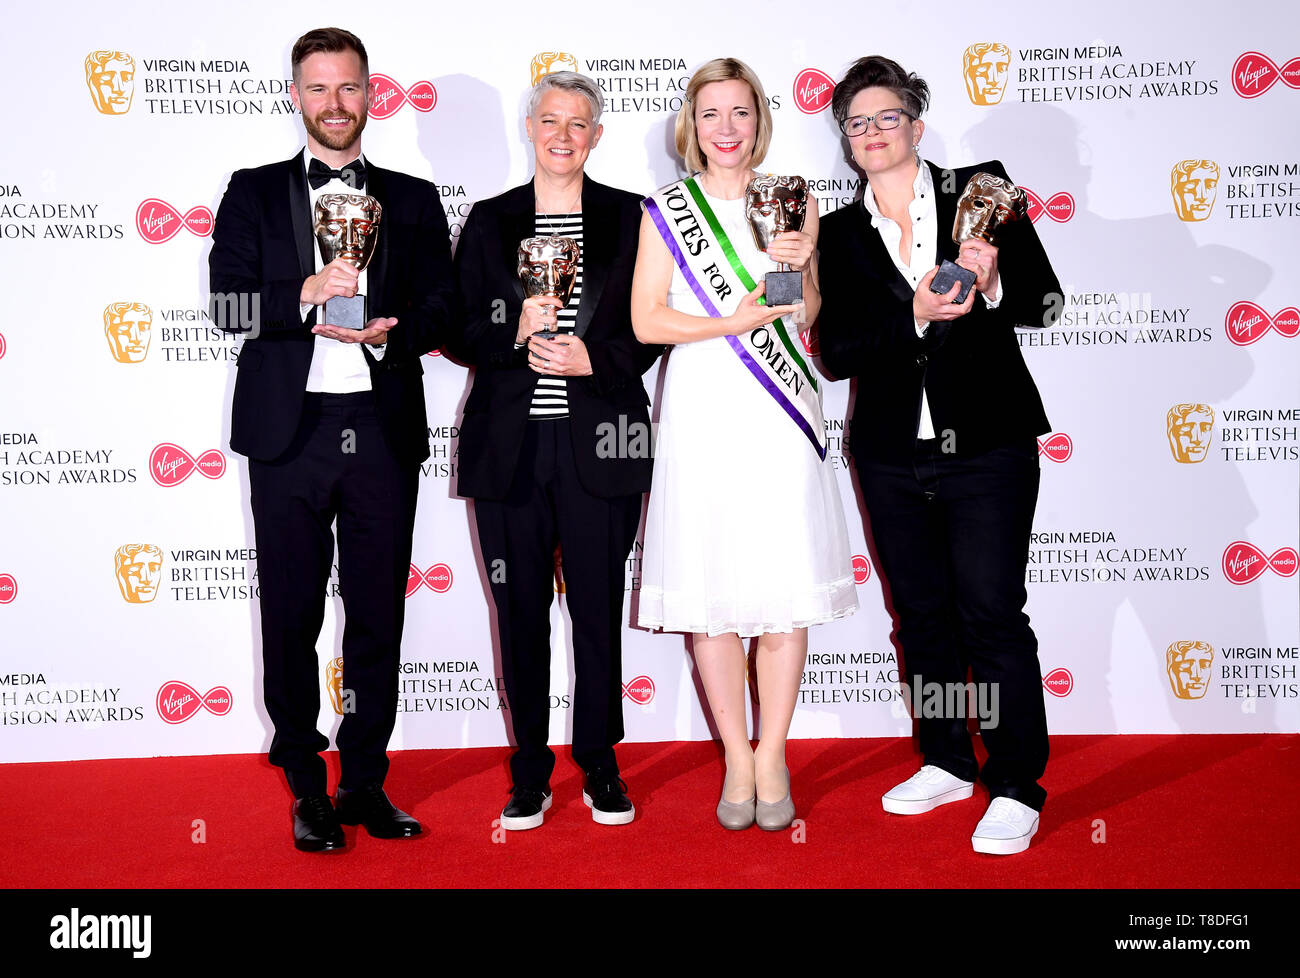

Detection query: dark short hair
xmin=831 ymin=55 xmax=930 ymax=124
xmin=291 ymin=27 xmax=369 ymax=85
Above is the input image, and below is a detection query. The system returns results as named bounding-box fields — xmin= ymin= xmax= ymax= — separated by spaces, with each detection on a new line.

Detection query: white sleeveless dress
xmin=637 ymin=186 xmax=858 ymax=638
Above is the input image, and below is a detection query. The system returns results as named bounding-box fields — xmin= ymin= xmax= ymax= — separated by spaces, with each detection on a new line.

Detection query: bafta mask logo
xmin=531 ymin=51 xmax=578 ymax=86
xmin=1167 ymin=403 xmax=1215 ymax=463
xmin=745 ymin=174 xmax=809 ymax=251
xmin=518 ymin=236 xmax=580 ymax=304
xmin=326 ymin=657 xmax=345 ymax=715
xmin=953 ymin=172 xmax=1027 ymax=244
xmin=963 ymin=43 xmax=1011 ymax=106
xmin=115 ymin=543 xmax=163 ymax=604
xmin=85 ymin=51 xmax=135 ymax=115
xmin=104 ymin=302 xmax=152 ymax=363
xmin=1166 ymin=641 xmax=1214 ymax=700
xmin=314 ymin=194 xmax=383 ymax=269
xmin=1171 ymin=160 xmax=1219 ymax=222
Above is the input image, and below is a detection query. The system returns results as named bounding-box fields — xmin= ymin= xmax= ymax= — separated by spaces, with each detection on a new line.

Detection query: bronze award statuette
xmin=746 ymin=174 xmax=808 ymax=308
xmin=517 ymin=235 xmax=580 ymax=340
xmin=313 ymin=193 xmax=383 ymax=329
xmin=931 ymin=171 xmax=1027 ymax=304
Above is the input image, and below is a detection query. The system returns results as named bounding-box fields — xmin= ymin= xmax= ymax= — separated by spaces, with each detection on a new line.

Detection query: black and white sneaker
xmin=582 ymin=769 xmax=635 ymax=826
xmin=500 ymin=786 xmax=552 ymax=831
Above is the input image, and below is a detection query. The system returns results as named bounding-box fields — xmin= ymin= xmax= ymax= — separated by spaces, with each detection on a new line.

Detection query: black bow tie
xmin=308 ymin=158 xmax=366 ymax=190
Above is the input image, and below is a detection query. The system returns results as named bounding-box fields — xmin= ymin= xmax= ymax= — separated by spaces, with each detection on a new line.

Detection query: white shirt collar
xmin=862 ymin=158 xmax=932 ymax=225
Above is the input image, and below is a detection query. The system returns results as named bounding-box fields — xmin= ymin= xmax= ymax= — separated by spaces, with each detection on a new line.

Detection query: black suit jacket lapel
xmin=287 ymin=150 xmax=315 ymax=282
xmin=501 ymin=183 xmax=535 ymax=305
xmin=575 ymin=180 xmax=609 ymax=339
xmin=845 ymin=200 xmax=913 ymax=306
xmin=364 ymin=160 xmax=389 ymax=311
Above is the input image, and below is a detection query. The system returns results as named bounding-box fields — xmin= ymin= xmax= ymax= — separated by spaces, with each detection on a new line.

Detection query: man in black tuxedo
xmin=208 ymin=27 xmax=455 ymax=852
xmin=818 ymin=57 xmax=1062 ymax=855
xmin=449 ymin=71 xmax=661 ymax=830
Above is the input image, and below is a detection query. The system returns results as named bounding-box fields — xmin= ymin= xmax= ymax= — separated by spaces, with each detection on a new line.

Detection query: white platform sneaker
xmin=881 ymin=765 xmax=975 ymax=815
xmin=971 ymin=797 xmax=1040 ymax=854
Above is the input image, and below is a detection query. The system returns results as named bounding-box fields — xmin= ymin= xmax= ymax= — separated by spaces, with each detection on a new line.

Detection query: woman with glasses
xmin=817 ymin=56 xmax=1062 ymax=855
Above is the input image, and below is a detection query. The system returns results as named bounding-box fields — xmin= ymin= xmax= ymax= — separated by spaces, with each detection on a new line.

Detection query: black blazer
xmin=818 ymin=159 xmax=1060 ymax=463
xmin=208 ymin=150 xmax=456 ymax=464
xmin=449 ymin=177 xmax=662 ymax=500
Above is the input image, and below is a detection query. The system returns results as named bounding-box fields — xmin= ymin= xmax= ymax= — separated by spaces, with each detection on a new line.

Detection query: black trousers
xmin=859 ymin=437 xmax=1049 ymax=811
xmin=474 ymin=419 xmax=642 ymax=791
xmin=249 ymin=392 xmax=418 ymax=799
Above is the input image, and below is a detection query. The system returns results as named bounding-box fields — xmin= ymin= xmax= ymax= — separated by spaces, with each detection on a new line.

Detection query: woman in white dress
xmin=631 ymin=58 xmax=857 ymax=830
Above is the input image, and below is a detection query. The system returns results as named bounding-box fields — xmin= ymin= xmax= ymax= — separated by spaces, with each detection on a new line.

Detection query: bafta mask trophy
xmin=517 ymin=236 xmax=580 ymax=339
xmin=930 ymin=172 xmax=1027 ymax=304
xmin=313 ymin=193 xmax=383 ymax=329
xmin=746 ymin=174 xmax=808 ymax=311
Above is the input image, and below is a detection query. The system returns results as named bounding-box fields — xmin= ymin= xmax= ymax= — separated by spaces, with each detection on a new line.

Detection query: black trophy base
xmin=930 ymin=260 xmax=977 ymax=304
xmin=324 ymin=293 xmax=368 ymax=330
xmin=765 ymin=270 xmax=803 ymax=307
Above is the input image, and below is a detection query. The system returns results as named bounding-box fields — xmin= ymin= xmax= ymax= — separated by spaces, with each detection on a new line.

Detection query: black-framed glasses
xmin=839 ymin=108 xmax=912 ymax=137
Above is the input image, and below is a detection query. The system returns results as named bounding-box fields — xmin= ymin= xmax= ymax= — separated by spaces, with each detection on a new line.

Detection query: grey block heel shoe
xmin=756 ymin=769 xmax=795 ymax=831
xmin=716 ymin=792 xmax=757 ymax=830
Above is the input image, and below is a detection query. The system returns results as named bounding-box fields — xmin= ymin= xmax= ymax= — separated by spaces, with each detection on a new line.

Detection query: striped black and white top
xmin=529 ymin=213 xmax=583 ymax=419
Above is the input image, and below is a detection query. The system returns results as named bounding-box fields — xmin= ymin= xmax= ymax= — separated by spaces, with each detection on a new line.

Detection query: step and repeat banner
xmin=2 ymin=0 xmax=1297 ymax=763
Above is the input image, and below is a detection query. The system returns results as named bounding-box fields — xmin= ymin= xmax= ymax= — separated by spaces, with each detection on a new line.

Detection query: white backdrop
xmin=2 ymin=0 xmax=1297 ymax=764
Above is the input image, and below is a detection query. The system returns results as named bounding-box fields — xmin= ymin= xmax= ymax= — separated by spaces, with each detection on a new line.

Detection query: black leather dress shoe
xmin=583 ymin=769 xmax=635 ymax=825
xmin=335 ymin=784 xmax=422 ymax=838
xmin=499 ymin=786 xmax=552 ymax=831
xmin=293 ymin=795 xmax=345 ymax=852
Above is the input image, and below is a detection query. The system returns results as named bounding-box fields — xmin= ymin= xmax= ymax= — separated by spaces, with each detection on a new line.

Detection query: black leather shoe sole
xmin=338 ymin=815 xmax=422 ymax=839
xmin=294 ymin=833 xmax=346 ymax=852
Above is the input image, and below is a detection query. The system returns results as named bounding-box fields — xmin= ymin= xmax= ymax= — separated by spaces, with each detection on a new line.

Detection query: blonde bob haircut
xmin=674 ymin=58 xmax=772 ymax=174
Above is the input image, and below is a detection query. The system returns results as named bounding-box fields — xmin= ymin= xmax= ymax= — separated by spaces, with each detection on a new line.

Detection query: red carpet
xmin=3 ymin=735 xmax=1297 ymax=888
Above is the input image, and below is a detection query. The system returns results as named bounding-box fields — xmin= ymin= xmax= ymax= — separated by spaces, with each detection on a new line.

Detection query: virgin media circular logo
xmin=1024 ymin=189 xmax=1075 ymax=224
xmin=407 ymin=563 xmax=453 ymax=596
xmin=0 ymin=573 xmax=16 ymax=604
xmin=1221 ymin=542 xmax=1298 ymax=584
xmin=156 ymin=681 xmax=232 ymax=724
xmin=622 ymin=676 xmax=655 ymax=705
xmin=0 ymin=332 xmax=6 ymax=359
xmin=369 ymin=74 xmax=437 ymax=120
xmin=136 ymin=200 xmax=213 ymax=244
xmin=149 ymin=444 xmax=227 ymax=487
xmin=1230 ymin=52 xmax=1300 ymax=98
xmin=793 ymin=69 xmax=835 ymax=114
xmin=1042 ymin=667 xmax=1073 ymax=697
xmin=851 ymin=554 xmax=871 ymax=585
xmin=1037 ymin=433 xmax=1073 ymax=462
xmin=1224 ymin=301 xmax=1299 ymax=346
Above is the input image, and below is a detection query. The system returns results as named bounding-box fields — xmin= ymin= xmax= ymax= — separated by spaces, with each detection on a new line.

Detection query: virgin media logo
xmin=149 ymin=443 xmax=226 ymax=487
xmin=135 ymin=200 xmax=213 ymax=243
xmin=1042 ymin=667 xmax=1073 ymax=697
xmin=851 ymin=554 xmax=871 ymax=585
xmin=0 ymin=332 xmax=6 ymax=359
xmin=1230 ymin=52 xmax=1300 ymax=98
xmin=1024 ymin=189 xmax=1075 ymax=224
xmin=369 ymin=74 xmax=436 ymax=120
xmin=793 ymin=69 xmax=835 ymax=114
xmin=406 ymin=562 xmax=452 ymax=596
xmin=1221 ymin=542 xmax=1298 ymax=584
xmin=0 ymin=573 xmax=16 ymax=604
xmin=622 ymin=676 xmax=655 ymax=705
xmin=1037 ymin=433 xmax=1073 ymax=462
xmin=1224 ymin=301 xmax=1299 ymax=346
xmin=156 ymin=681 xmax=232 ymax=724
xmin=798 ymin=326 xmax=819 ymax=356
